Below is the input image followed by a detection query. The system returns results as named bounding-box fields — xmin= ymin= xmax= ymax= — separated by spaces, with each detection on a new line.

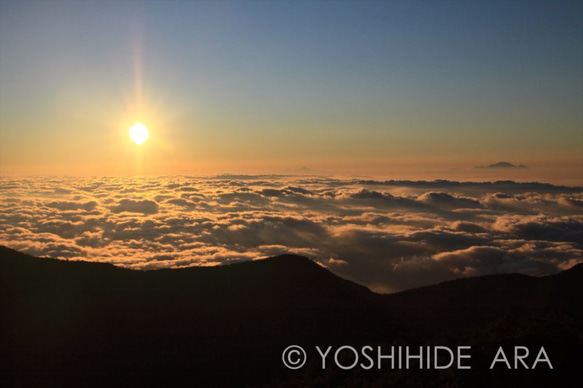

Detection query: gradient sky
xmin=1 ymin=0 xmax=582 ymax=181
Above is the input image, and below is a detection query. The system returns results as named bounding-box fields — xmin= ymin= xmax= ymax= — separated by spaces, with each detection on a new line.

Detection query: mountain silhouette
xmin=474 ymin=161 xmax=528 ymax=169
xmin=1 ymin=246 xmax=581 ymax=387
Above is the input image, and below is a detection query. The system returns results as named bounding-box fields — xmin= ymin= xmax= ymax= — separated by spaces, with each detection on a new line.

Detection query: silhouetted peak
xmin=474 ymin=161 xmax=528 ymax=169
xmin=490 ymin=161 xmax=517 ymax=168
xmin=557 ymin=262 xmax=583 ymax=280
xmin=247 ymin=254 xmax=320 ymax=270
xmin=215 ymin=254 xmax=373 ymax=299
xmin=564 ymin=262 xmax=583 ymax=273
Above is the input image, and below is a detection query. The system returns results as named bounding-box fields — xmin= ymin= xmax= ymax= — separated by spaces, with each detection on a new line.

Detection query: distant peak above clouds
xmin=474 ymin=161 xmax=528 ymax=169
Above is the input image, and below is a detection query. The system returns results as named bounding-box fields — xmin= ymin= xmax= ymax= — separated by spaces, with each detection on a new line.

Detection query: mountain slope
xmin=1 ymin=246 xmax=581 ymax=387
xmin=0 ymin=247 xmax=384 ymax=387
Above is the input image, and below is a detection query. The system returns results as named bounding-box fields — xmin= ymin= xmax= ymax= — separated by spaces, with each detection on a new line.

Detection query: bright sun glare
xmin=129 ymin=123 xmax=149 ymax=145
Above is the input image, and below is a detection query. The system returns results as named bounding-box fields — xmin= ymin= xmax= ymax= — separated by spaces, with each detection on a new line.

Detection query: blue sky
xmin=1 ymin=0 xmax=581 ymax=181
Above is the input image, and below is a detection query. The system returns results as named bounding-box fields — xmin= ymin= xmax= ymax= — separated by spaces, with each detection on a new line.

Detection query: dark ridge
xmin=474 ymin=161 xmax=525 ymax=169
xmin=1 ymin=246 xmax=582 ymax=387
xmin=559 ymin=262 xmax=583 ymax=275
xmin=472 ymin=161 xmax=529 ymax=169
xmin=489 ymin=161 xmax=518 ymax=168
xmin=385 ymin=270 xmax=582 ymax=333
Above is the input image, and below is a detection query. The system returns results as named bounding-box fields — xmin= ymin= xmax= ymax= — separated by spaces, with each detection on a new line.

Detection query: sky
xmin=1 ymin=0 xmax=582 ymax=182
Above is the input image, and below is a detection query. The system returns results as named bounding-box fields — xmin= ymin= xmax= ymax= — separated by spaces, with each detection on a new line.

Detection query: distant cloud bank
xmin=1 ymin=176 xmax=581 ymax=293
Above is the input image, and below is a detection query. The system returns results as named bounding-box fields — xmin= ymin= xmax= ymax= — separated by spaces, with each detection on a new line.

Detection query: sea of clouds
xmin=1 ymin=175 xmax=582 ymax=293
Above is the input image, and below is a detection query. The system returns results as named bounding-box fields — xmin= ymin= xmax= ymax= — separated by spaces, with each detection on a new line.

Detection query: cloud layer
xmin=1 ymin=175 xmax=581 ymax=292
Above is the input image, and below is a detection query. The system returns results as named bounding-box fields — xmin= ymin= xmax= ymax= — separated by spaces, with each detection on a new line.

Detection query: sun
xmin=129 ymin=123 xmax=149 ymax=145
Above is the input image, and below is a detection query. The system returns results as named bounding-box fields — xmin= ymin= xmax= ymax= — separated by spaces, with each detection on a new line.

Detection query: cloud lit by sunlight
xmin=1 ymin=175 xmax=581 ymax=293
